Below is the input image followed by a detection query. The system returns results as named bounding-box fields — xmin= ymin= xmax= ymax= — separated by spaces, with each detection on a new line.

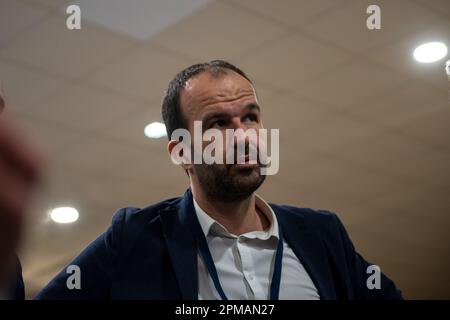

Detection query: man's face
xmin=179 ymin=70 xmax=266 ymax=201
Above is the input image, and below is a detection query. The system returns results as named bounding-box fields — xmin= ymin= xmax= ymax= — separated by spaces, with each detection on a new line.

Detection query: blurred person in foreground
xmin=0 ymin=61 xmax=402 ymax=299
xmin=0 ymin=91 xmax=41 ymax=299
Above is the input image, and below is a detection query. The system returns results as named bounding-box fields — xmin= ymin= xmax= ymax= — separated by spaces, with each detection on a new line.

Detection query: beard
xmin=193 ymin=162 xmax=266 ymax=202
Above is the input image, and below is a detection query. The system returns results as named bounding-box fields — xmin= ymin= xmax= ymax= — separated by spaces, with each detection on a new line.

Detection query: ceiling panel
xmin=388 ymin=148 xmax=450 ymax=190
xmin=19 ymin=0 xmax=70 ymax=10
xmin=1 ymin=15 xmax=135 ymax=79
xmin=413 ymin=0 xmax=450 ymax=18
xmin=287 ymin=111 xmax=384 ymax=153
xmin=261 ymin=94 xmax=332 ymax=137
xmin=54 ymin=134 xmax=151 ymax=175
xmin=95 ymin=100 xmax=164 ymax=146
xmin=150 ymin=1 xmax=286 ymax=61
xmin=9 ymin=113 xmax=85 ymax=157
xmin=303 ymin=0 xmax=441 ymax=54
xmin=225 ymin=0 xmax=350 ymax=28
xmin=73 ymin=0 xmax=213 ymax=41
xmin=294 ymin=58 xmax=409 ymax=110
xmin=398 ymin=103 xmax=450 ymax=152
xmin=334 ymin=130 xmax=450 ymax=191
xmin=0 ymin=0 xmax=50 ymax=47
xmin=88 ymin=45 xmax=195 ymax=102
xmin=0 ymin=59 xmax=67 ymax=113
xmin=30 ymin=83 xmax=149 ymax=132
xmin=237 ymin=33 xmax=350 ymax=91
xmin=350 ymin=82 xmax=449 ymax=128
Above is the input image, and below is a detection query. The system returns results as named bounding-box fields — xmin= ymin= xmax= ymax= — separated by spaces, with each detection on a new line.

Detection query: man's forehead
xmin=180 ymin=71 xmax=256 ymax=114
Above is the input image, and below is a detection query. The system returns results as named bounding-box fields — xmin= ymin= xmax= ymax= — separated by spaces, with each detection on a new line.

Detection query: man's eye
xmin=211 ymin=119 xmax=226 ymax=128
xmin=243 ymin=114 xmax=257 ymax=122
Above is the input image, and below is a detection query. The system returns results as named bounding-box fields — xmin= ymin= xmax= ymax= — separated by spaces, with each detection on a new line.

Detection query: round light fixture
xmin=144 ymin=122 xmax=167 ymax=139
xmin=50 ymin=207 xmax=79 ymax=224
xmin=413 ymin=42 xmax=448 ymax=63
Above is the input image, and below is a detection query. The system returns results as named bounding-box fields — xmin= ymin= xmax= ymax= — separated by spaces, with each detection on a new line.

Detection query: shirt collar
xmin=193 ymin=194 xmax=279 ymax=241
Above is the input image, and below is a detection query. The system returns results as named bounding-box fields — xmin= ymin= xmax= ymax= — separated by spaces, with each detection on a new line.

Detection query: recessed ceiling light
xmin=144 ymin=122 xmax=167 ymax=139
xmin=413 ymin=42 xmax=448 ymax=63
xmin=50 ymin=207 xmax=79 ymax=224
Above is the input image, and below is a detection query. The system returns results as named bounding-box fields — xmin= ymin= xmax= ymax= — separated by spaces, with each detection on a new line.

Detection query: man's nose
xmin=229 ymin=118 xmax=251 ymax=146
xmin=230 ymin=117 xmax=248 ymax=131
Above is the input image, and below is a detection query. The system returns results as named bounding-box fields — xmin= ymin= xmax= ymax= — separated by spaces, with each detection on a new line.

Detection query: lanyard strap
xmin=190 ymin=209 xmax=284 ymax=300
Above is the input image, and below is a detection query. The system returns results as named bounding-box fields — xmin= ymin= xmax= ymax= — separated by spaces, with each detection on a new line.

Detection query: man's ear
xmin=167 ymin=140 xmax=193 ymax=172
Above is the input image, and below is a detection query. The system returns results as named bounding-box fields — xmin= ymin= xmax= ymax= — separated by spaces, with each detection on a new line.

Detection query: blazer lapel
xmin=273 ymin=205 xmax=337 ymax=300
xmin=159 ymin=189 xmax=198 ymax=299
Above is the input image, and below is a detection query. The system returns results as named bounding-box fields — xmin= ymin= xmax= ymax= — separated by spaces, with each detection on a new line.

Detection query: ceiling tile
xmin=88 ymin=45 xmax=195 ymax=102
xmin=11 ymin=114 xmax=85 ymax=156
xmin=1 ymin=15 xmax=135 ymax=78
xmin=274 ymin=147 xmax=355 ymax=191
xmin=368 ymin=186 xmax=450 ymax=223
xmin=0 ymin=60 xmax=67 ymax=113
xmin=389 ymin=148 xmax=450 ymax=189
xmin=303 ymin=0 xmax=440 ymax=54
xmin=54 ymin=135 xmax=150 ymax=175
xmin=238 ymin=33 xmax=350 ymax=90
xmin=261 ymin=94 xmax=330 ymax=136
xmin=74 ymin=0 xmax=212 ymax=41
xmin=32 ymin=83 xmax=148 ymax=132
xmin=225 ymin=0 xmax=348 ymax=28
xmin=294 ymin=59 xmax=408 ymax=110
xmin=330 ymin=167 xmax=410 ymax=204
xmin=96 ymin=101 xmax=164 ymax=146
xmin=335 ymin=131 xmax=439 ymax=181
xmin=399 ymin=103 xmax=450 ymax=152
xmin=20 ymin=0 xmax=70 ymax=10
xmin=0 ymin=0 xmax=49 ymax=47
xmin=286 ymin=112 xmax=383 ymax=153
xmin=115 ymin=150 xmax=188 ymax=191
xmin=413 ymin=0 xmax=450 ymax=18
xmin=350 ymin=82 xmax=449 ymax=128
xmin=149 ymin=1 xmax=286 ymax=61
xmin=252 ymin=81 xmax=281 ymax=106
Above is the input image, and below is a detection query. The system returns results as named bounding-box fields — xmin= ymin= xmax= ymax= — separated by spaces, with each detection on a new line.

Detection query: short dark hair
xmin=161 ymin=60 xmax=253 ymax=140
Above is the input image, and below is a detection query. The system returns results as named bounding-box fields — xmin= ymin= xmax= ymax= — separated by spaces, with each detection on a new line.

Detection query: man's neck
xmin=191 ymin=184 xmax=269 ymax=236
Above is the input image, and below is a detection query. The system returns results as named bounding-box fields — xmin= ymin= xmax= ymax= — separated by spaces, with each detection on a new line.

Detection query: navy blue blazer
xmin=31 ymin=189 xmax=402 ymax=300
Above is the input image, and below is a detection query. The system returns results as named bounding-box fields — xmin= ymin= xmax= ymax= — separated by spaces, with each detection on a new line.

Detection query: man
xmin=1 ymin=60 xmax=402 ymax=299
xmin=0 ymin=91 xmax=37 ymax=300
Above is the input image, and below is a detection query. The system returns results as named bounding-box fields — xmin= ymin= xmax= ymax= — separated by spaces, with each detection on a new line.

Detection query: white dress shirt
xmin=194 ymin=195 xmax=320 ymax=300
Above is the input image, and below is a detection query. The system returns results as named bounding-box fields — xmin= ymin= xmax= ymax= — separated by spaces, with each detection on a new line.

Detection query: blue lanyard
xmin=189 ymin=208 xmax=284 ymax=300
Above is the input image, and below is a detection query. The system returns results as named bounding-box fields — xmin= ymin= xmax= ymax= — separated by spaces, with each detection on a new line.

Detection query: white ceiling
xmin=73 ymin=0 xmax=213 ymax=40
xmin=0 ymin=0 xmax=449 ymax=299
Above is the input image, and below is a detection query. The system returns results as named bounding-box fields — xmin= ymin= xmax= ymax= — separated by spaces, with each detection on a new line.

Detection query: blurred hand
xmin=0 ymin=94 xmax=42 ymax=288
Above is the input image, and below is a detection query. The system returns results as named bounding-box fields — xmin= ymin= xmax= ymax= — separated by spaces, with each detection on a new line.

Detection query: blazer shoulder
xmin=96 ymin=196 xmax=182 ymax=261
xmin=110 ymin=196 xmax=182 ymax=233
xmin=270 ymin=203 xmax=337 ymax=224
xmin=270 ymin=203 xmax=342 ymax=231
